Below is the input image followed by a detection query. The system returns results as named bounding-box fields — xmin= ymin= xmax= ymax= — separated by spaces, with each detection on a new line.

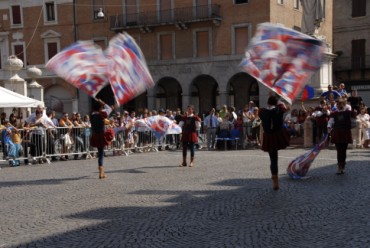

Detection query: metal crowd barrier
xmin=1 ymin=126 xmax=203 ymax=166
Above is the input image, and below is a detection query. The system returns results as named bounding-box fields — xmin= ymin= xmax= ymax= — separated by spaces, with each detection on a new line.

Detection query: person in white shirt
xmin=204 ymin=108 xmax=219 ymax=150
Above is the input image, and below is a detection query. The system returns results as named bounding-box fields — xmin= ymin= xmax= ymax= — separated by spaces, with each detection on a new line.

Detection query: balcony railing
xmin=110 ymin=4 xmax=221 ymax=31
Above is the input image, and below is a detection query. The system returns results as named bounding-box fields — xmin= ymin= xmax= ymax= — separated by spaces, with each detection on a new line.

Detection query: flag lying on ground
xmin=134 ymin=116 xmax=182 ymax=138
xmin=46 ymin=33 xmax=154 ymax=105
xmin=240 ymin=23 xmax=325 ymax=104
xmin=301 ymin=84 xmax=315 ymax=101
xmin=287 ymin=133 xmax=329 ymax=179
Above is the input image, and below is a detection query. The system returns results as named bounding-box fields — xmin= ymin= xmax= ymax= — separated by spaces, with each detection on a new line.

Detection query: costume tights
xmin=182 ymin=141 xmax=195 ymax=158
xmin=97 ymin=147 xmax=104 ymax=166
xmin=335 ymin=143 xmax=348 ymax=164
xmin=268 ymin=150 xmax=278 ymax=176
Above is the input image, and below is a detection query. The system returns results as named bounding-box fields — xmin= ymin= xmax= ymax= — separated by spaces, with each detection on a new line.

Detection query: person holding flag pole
xmin=259 ymin=95 xmax=290 ymax=190
xmin=90 ymin=98 xmax=113 ymax=179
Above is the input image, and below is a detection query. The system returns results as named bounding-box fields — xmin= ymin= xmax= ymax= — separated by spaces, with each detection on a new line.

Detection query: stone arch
xmin=44 ymin=84 xmax=74 ymax=116
xmin=155 ymin=77 xmax=182 ymax=110
xmin=191 ymin=74 xmax=218 ymax=115
xmin=228 ymin=72 xmax=259 ymax=111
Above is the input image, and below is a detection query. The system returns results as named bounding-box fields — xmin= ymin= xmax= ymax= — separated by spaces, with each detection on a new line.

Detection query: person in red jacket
xmin=178 ymin=105 xmax=201 ymax=167
xmin=259 ymin=95 xmax=289 ymax=190
xmin=327 ymin=98 xmax=356 ymax=175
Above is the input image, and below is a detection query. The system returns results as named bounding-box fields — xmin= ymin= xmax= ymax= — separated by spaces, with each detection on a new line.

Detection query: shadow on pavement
xmin=8 ymin=160 xmax=370 ymax=248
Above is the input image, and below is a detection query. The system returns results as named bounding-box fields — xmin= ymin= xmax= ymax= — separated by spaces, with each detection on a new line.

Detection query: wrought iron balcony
xmin=110 ymin=4 xmax=221 ymax=32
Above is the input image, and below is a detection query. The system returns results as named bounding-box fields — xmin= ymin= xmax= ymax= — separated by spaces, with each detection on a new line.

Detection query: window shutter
xmin=160 ymin=34 xmax=173 ymax=60
xmin=196 ymin=31 xmax=209 ymax=57
xmin=12 ymin=5 xmax=21 ymax=24
xmin=47 ymin=42 xmax=58 ymax=60
xmin=351 ymin=39 xmax=366 ymax=69
xmin=235 ymin=27 xmax=249 ymax=55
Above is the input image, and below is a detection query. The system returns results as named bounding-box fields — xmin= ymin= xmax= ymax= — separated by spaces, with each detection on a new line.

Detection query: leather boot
xmin=189 ymin=157 xmax=194 ymax=167
xmin=180 ymin=157 xmax=187 ymax=167
xmin=272 ymin=175 xmax=279 ymax=190
xmin=99 ymin=166 xmax=106 ymax=179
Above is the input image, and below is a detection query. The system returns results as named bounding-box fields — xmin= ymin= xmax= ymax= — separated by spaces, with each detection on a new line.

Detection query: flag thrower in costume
xmin=46 ymin=33 xmax=154 ymax=106
xmin=287 ymin=133 xmax=329 ymax=179
xmin=240 ymin=23 xmax=325 ymax=104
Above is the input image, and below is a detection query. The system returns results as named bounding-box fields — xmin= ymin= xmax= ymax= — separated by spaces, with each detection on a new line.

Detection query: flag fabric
xmin=46 ymin=41 xmax=108 ymax=97
xmin=287 ymin=133 xmax=329 ymax=179
xmin=105 ymin=34 xmax=154 ymax=105
xmin=240 ymin=23 xmax=325 ymax=104
xmin=134 ymin=116 xmax=182 ymax=138
xmin=301 ymin=84 xmax=315 ymax=101
xmin=46 ymin=33 xmax=154 ymax=105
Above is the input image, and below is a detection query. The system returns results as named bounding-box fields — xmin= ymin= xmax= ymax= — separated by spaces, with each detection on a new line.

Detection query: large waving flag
xmin=46 ymin=33 xmax=154 ymax=105
xmin=287 ymin=133 xmax=329 ymax=179
xmin=105 ymin=34 xmax=154 ymax=105
xmin=46 ymin=41 xmax=108 ymax=97
xmin=240 ymin=23 xmax=325 ymax=104
xmin=134 ymin=116 xmax=182 ymax=138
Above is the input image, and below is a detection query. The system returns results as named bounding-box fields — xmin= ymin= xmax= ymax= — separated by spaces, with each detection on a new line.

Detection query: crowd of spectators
xmin=1 ymin=83 xmax=369 ymax=167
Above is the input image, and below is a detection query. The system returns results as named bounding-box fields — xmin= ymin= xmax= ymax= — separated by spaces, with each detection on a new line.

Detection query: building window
xmin=195 ymin=31 xmax=209 ymax=58
xmin=13 ymin=44 xmax=25 ymax=66
xmin=159 ymin=33 xmax=173 ymax=60
xmin=93 ymin=0 xmax=104 ymax=20
xmin=352 ymin=0 xmax=366 ymax=17
xmin=195 ymin=0 xmax=208 ymax=18
xmin=159 ymin=0 xmax=173 ymax=22
xmin=11 ymin=5 xmax=22 ymax=25
xmin=277 ymin=0 xmax=283 ymax=5
xmin=235 ymin=0 xmax=248 ymax=4
xmin=47 ymin=42 xmax=58 ymax=60
xmin=233 ymin=25 xmax=250 ymax=55
xmin=293 ymin=0 xmax=299 ymax=9
xmin=125 ymin=0 xmax=138 ymax=25
xmin=45 ymin=2 xmax=56 ymax=22
xmin=351 ymin=39 xmax=366 ymax=69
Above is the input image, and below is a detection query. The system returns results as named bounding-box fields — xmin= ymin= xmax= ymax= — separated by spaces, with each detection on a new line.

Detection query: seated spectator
xmin=219 ymin=113 xmax=234 ymax=135
xmin=1 ymin=119 xmax=15 ymax=160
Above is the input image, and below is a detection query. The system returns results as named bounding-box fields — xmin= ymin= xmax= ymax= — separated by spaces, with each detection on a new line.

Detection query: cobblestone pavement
xmin=0 ymin=148 xmax=369 ymax=248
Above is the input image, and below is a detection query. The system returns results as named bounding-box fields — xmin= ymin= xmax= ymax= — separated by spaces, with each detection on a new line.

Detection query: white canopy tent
xmin=0 ymin=86 xmax=44 ymax=108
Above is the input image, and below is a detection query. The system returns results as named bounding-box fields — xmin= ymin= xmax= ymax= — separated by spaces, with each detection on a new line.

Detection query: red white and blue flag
xmin=301 ymin=84 xmax=315 ymax=101
xmin=135 ymin=116 xmax=182 ymax=138
xmin=46 ymin=33 xmax=154 ymax=105
xmin=105 ymin=34 xmax=154 ymax=105
xmin=287 ymin=133 xmax=329 ymax=179
xmin=240 ymin=23 xmax=325 ymax=104
xmin=46 ymin=41 xmax=108 ymax=97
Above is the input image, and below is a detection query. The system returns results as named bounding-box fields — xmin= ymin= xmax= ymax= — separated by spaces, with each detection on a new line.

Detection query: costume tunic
xmin=328 ymin=110 xmax=355 ymax=144
xmin=180 ymin=115 xmax=201 ymax=143
xmin=260 ymin=103 xmax=289 ymax=152
xmin=90 ymin=105 xmax=112 ymax=148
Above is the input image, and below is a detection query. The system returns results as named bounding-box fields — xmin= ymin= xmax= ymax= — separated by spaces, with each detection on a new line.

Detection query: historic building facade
xmin=0 ymin=0 xmax=333 ymax=116
xmin=333 ymin=0 xmax=370 ymax=106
